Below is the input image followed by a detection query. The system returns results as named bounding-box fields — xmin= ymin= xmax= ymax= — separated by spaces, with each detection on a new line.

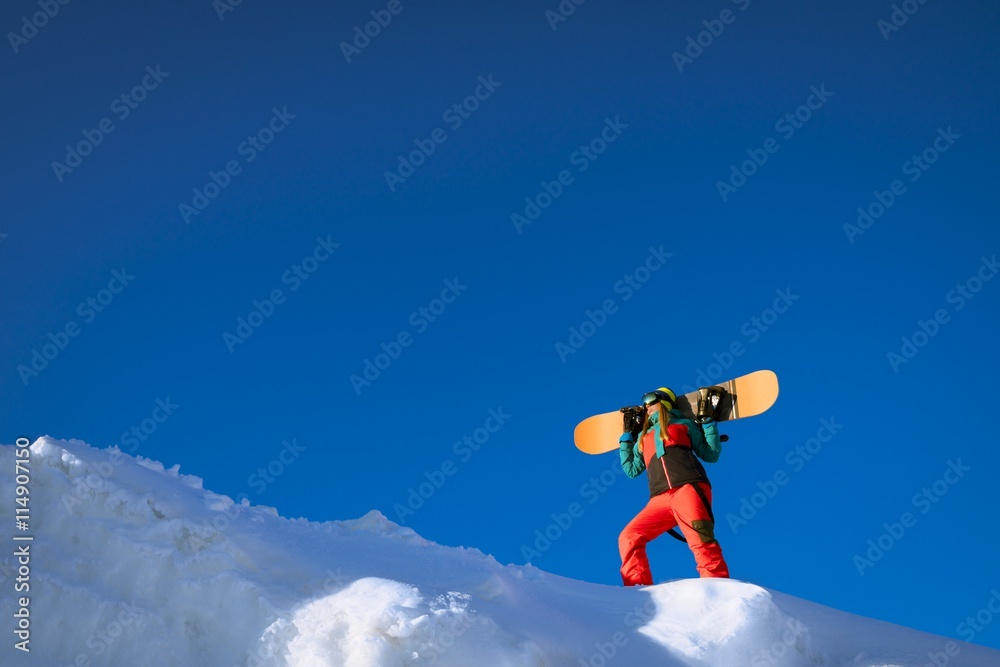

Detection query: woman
xmin=618 ymin=387 xmax=730 ymax=585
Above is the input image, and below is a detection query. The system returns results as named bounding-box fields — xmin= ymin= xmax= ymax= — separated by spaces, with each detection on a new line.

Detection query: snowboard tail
xmin=573 ymin=370 xmax=779 ymax=455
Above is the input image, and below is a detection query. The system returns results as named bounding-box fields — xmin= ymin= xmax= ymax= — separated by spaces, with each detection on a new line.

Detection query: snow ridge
xmin=1 ymin=437 xmax=997 ymax=666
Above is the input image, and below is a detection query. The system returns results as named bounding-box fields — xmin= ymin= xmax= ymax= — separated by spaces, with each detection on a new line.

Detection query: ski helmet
xmin=642 ymin=387 xmax=676 ymax=408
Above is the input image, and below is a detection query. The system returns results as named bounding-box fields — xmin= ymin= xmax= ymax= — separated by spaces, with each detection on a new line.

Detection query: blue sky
xmin=3 ymin=0 xmax=1000 ymax=651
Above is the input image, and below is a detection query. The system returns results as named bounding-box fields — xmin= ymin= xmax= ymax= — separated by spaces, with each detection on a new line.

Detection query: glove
xmin=621 ymin=406 xmax=644 ymax=439
xmin=696 ymin=386 xmax=727 ymax=423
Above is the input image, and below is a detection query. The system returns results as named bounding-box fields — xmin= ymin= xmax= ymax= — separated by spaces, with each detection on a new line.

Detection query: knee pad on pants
xmin=691 ymin=519 xmax=717 ymax=544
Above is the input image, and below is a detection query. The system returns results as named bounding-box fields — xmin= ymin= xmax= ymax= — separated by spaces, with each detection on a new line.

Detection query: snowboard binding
xmin=696 ymin=386 xmax=727 ymax=424
xmin=620 ymin=405 xmax=645 ymax=438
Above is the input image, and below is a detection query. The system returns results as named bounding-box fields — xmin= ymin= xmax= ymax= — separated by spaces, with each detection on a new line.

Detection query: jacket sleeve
xmin=619 ymin=433 xmax=645 ymax=478
xmin=689 ymin=420 xmax=722 ymax=463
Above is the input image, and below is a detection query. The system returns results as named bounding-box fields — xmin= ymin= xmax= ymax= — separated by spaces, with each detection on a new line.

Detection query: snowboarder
xmin=618 ymin=387 xmax=730 ymax=585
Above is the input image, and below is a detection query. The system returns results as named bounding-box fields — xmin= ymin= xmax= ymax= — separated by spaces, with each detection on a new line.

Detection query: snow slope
xmin=1 ymin=437 xmax=996 ymax=667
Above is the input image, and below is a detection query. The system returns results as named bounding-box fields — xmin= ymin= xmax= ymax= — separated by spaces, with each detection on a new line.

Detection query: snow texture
xmin=1 ymin=437 xmax=997 ymax=666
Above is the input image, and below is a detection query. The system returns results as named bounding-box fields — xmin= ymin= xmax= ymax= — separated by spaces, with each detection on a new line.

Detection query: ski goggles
xmin=642 ymin=390 xmax=674 ymax=407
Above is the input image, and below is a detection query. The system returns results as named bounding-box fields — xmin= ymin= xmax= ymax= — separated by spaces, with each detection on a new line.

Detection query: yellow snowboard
xmin=573 ymin=370 xmax=779 ymax=455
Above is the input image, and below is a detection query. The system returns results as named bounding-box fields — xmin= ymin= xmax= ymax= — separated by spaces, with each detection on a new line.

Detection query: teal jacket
xmin=619 ymin=409 xmax=723 ymax=492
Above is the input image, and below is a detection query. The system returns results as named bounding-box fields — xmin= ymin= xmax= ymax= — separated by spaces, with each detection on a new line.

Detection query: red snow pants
xmin=619 ymin=482 xmax=729 ymax=585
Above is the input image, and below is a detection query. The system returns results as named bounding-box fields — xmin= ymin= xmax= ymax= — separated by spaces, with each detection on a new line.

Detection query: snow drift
xmin=1 ymin=437 xmax=997 ymax=666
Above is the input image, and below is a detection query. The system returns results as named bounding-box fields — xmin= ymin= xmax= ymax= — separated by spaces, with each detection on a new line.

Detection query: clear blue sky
xmin=3 ymin=0 xmax=999 ymax=651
